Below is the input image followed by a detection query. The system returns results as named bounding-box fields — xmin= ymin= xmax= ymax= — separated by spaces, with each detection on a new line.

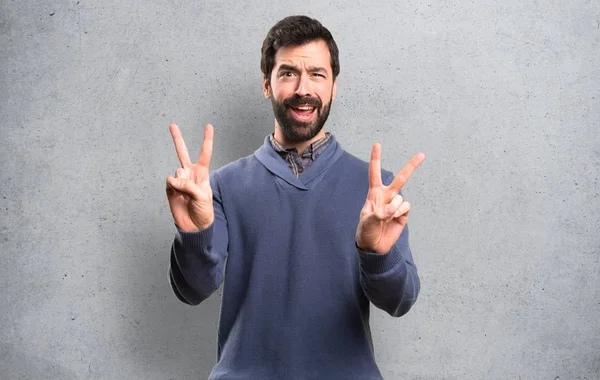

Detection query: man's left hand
xmin=355 ymin=144 xmax=425 ymax=254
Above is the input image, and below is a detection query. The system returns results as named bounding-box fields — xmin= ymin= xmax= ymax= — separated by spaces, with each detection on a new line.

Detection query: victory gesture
xmin=166 ymin=123 xmax=215 ymax=232
xmin=356 ymin=144 xmax=425 ymax=254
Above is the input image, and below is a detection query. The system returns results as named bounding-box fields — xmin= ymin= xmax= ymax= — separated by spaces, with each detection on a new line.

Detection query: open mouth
xmin=289 ymin=105 xmax=317 ymax=121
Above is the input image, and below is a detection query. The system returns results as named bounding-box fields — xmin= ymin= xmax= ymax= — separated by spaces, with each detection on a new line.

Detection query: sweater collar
xmin=254 ymin=133 xmax=344 ymax=190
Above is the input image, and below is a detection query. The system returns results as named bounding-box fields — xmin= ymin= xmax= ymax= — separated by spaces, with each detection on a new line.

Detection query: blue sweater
xmin=169 ymin=135 xmax=420 ymax=380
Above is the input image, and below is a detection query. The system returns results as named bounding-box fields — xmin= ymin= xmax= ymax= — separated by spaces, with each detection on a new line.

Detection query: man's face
xmin=263 ymin=39 xmax=337 ymax=143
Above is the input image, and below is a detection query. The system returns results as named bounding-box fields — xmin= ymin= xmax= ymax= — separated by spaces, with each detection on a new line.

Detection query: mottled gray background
xmin=1 ymin=0 xmax=599 ymax=379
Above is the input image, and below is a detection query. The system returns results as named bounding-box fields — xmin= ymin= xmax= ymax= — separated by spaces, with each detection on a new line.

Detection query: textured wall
xmin=1 ymin=1 xmax=599 ymax=379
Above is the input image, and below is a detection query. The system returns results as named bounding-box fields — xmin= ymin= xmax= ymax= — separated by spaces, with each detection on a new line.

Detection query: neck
xmin=273 ymin=121 xmax=327 ymax=152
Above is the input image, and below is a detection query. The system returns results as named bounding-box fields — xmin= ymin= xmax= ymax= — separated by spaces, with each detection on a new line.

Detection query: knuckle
xmin=390 ymin=194 xmax=402 ymax=205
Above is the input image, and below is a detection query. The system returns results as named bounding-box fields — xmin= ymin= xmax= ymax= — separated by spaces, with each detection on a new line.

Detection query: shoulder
xmin=212 ymin=154 xmax=259 ymax=178
xmin=337 ymin=150 xmax=394 ymax=183
xmin=210 ymin=155 xmax=261 ymax=195
xmin=209 ymin=154 xmax=265 ymax=203
xmin=338 ymin=151 xmax=368 ymax=173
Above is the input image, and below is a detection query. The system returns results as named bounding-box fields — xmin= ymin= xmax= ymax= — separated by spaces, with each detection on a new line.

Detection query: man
xmin=166 ymin=15 xmax=425 ymax=380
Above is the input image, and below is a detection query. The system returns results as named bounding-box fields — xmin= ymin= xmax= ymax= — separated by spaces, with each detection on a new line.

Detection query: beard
xmin=270 ymin=92 xmax=333 ymax=143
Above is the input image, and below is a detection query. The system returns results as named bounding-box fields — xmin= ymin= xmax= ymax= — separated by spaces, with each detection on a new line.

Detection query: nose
xmin=294 ymin=74 xmax=312 ymax=97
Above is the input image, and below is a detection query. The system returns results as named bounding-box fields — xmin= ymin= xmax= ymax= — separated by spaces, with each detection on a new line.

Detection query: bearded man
xmin=166 ymin=15 xmax=425 ymax=380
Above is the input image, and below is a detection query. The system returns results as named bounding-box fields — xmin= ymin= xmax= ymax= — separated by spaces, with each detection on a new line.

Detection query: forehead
xmin=273 ymin=39 xmax=332 ymax=71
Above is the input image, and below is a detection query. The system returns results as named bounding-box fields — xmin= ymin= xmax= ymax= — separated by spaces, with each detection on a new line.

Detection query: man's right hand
xmin=166 ymin=123 xmax=214 ymax=232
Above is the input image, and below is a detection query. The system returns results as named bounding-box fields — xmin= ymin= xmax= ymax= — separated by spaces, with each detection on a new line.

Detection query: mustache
xmin=283 ymin=95 xmax=322 ymax=109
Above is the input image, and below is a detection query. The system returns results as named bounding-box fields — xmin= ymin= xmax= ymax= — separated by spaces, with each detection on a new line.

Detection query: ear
xmin=332 ymin=78 xmax=338 ymax=101
xmin=263 ymin=75 xmax=271 ymax=99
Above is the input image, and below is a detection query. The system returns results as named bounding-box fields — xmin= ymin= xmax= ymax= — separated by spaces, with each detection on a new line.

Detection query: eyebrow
xmin=278 ymin=64 xmax=329 ymax=74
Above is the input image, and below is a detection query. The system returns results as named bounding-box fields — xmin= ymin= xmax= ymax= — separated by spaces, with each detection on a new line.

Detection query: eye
xmin=281 ymin=71 xmax=295 ymax=77
xmin=313 ymin=73 xmax=326 ymax=78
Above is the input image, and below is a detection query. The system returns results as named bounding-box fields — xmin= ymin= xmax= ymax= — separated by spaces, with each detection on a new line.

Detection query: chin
xmin=283 ymin=124 xmax=322 ymax=143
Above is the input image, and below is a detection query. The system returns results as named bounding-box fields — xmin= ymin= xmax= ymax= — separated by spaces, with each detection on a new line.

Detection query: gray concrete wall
xmin=1 ymin=1 xmax=598 ymax=379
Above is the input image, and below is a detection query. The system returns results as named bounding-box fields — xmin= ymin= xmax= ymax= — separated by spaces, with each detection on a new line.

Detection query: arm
xmin=169 ymin=173 xmax=228 ymax=305
xmin=165 ymin=123 xmax=226 ymax=305
xmin=355 ymin=144 xmax=425 ymax=317
xmin=357 ymin=222 xmax=420 ymax=317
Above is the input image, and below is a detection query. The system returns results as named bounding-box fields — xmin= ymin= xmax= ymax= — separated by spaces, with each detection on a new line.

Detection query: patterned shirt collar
xmin=269 ymin=132 xmax=333 ymax=177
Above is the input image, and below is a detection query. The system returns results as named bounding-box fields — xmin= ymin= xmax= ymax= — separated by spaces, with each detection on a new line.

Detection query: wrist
xmin=357 ymin=244 xmax=404 ymax=274
xmin=355 ymin=240 xmax=371 ymax=253
xmin=175 ymin=220 xmax=212 ymax=232
xmin=192 ymin=215 xmax=214 ymax=231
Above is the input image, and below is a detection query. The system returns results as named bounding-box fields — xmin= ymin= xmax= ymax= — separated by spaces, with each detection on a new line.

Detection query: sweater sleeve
xmin=168 ymin=173 xmax=229 ymax=306
xmin=356 ymin=225 xmax=420 ymax=317
xmin=356 ymin=174 xmax=421 ymax=317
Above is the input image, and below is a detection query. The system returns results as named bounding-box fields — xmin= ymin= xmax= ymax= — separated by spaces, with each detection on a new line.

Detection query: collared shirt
xmin=269 ymin=132 xmax=333 ymax=177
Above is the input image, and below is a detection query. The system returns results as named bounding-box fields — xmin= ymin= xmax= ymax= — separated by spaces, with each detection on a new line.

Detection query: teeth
xmin=296 ymin=106 xmax=314 ymax=111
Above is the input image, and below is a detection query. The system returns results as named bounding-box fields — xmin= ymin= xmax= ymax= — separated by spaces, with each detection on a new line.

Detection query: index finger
xmin=369 ymin=143 xmax=383 ymax=188
xmin=389 ymin=152 xmax=426 ymax=192
xmin=169 ymin=123 xmax=192 ymax=167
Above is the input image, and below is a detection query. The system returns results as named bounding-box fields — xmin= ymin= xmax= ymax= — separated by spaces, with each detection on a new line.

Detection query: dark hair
xmin=261 ymin=15 xmax=340 ymax=82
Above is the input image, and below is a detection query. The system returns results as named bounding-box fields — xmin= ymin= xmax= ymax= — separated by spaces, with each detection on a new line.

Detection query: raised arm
xmin=355 ymin=143 xmax=425 ymax=317
xmin=166 ymin=124 xmax=228 ymax=305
